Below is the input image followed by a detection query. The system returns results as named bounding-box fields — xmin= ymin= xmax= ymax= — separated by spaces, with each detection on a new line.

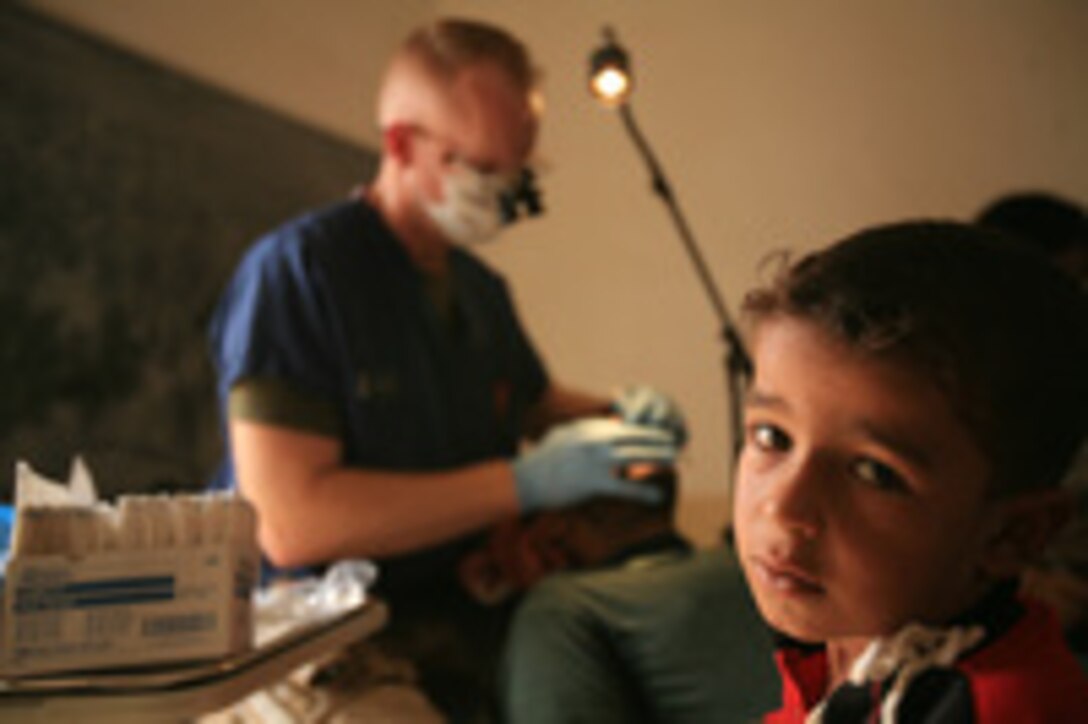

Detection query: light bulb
xmin=591 ymin=67 xmax=630 ymax=105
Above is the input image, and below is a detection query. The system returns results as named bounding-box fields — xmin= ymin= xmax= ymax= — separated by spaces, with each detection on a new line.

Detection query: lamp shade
xmin=588 ymin=30 xmax=632 ymax=106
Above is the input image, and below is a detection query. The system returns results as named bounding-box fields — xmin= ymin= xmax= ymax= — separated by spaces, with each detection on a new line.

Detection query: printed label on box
xmin=2 ymin=544 xmax=256 ymax=676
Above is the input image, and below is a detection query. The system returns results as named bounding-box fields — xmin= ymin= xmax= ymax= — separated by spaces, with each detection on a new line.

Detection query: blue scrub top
xmin=207 ymin=199 xmax=550 ymax=589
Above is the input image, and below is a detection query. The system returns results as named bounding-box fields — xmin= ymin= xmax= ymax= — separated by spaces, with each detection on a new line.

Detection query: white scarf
xmin=806 ymin=622 xmax=985 ymax=723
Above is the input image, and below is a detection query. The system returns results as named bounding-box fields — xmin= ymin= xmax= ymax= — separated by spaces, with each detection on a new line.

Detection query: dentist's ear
xmin=383 ymin=123 xmax=414 ymax=164
xmin=979 ymin=488 xmax=1072 ymax=579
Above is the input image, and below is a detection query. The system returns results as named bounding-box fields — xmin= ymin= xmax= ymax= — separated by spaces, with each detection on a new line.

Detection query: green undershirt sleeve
xmin=228 ymin=378 xmax=339 ymax=437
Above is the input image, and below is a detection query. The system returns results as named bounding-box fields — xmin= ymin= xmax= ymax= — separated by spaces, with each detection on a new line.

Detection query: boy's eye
xmin=748 ymin=423 xmax=791 ymax=453
xmin=850 ymin=458 xmax=908 ymax=493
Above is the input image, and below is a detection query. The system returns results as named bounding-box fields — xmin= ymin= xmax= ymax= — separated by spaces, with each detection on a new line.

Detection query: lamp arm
xmin=617 ymin=102 xmax=753 ymax=383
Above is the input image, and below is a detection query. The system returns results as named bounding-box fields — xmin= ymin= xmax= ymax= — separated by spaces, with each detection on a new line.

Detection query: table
xmin=0 ymin=599 xmax=388 ymax=722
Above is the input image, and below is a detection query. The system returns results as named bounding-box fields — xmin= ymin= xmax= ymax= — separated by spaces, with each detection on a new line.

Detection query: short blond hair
xmin=377 ymin=18 xmax=539 ymax=128
xmin=399 ymin=18 xmax=536 ymax=91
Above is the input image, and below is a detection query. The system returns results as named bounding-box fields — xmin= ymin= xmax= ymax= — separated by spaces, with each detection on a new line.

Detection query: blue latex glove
xmin=0 ymin=504 xmax=11 ymax=552
xmin=612 ymin=385 xmax=688 ymax=447
xmin=513 ymin=418 xmax=677 ymax=513
xmin=0 ymin=503 xmax=12 ymax=575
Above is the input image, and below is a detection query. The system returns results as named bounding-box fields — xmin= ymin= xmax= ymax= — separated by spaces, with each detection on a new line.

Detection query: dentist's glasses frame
xmin=399 ymin=123 xmax=544 ymax=224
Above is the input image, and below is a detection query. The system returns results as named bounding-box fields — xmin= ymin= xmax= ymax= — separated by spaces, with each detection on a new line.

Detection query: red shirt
xmin=766 ymin=597 xmax=1088 ymax=723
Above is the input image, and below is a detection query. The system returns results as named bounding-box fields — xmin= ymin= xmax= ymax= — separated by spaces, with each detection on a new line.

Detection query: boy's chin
xmin=751 ymin=594 xmax=830 ymax=644
xmin=753 ymin=593 xmax=904 ymax=645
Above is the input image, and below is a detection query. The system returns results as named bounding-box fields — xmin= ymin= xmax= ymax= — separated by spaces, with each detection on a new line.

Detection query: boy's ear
xmin=979 ymin=489 xmax=1072 ymax=579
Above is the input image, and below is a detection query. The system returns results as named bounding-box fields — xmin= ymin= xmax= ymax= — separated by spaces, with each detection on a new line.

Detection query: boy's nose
xmin=760 ymin=459 xmax=824 ymax=539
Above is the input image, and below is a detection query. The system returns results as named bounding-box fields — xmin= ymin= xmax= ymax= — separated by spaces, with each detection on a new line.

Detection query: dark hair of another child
xmin=742 ymin=221 xmax=1088 ymax=497
xmin=975 ymin=192 xmax=1086 ymax=260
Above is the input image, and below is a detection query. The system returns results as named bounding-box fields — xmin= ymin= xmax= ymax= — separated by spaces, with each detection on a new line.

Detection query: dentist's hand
xmin=611 ymin=385 xmax=688 ymax=447
xmin=513 ymin=418 xmax=677 ymax=513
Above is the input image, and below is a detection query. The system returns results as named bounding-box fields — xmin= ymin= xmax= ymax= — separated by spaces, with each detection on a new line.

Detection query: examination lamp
xmin=588 ymin=27 xmax=752 ymax=496
xmin=588 ymin=28 xmax=632 ymax=106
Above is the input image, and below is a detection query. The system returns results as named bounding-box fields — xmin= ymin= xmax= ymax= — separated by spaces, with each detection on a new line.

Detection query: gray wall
xmin=0 ymin=5 xmax=376 ymax=498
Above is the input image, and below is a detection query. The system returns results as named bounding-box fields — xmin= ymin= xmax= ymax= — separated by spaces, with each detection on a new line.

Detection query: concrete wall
xmin=1 ymin=5 xmax=377 ymax=497
xmin=24 ymin=0 xmax=1088 ymax=544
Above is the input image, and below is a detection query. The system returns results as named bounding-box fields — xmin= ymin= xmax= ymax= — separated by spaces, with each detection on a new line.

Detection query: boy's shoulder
xmin=767 ymin=597 xmax=1088 ymax=722
xmin=957 ymin=598 xmax=1088 ymax=721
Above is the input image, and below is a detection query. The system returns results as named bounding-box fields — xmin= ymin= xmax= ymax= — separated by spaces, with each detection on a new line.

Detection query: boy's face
xmin=734 ymin=316 xmax=1000 ymax=643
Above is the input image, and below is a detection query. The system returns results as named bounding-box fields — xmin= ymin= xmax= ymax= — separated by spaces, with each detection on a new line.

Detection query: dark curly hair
xmin=975 ymin=191 xmax=1086 ymax=261
xmin=742 ymin=221 xmax=1088 ymax=497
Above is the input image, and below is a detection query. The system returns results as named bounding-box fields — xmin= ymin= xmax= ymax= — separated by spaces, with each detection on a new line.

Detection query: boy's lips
xmin=749 ymin=556 xmax=824 ymax=595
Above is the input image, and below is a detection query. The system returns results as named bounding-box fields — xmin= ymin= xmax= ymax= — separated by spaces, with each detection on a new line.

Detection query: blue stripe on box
xmin=14 ymin=576 xmax=176 ymax=612
xmin=71 ymin=589 xmax=175 ymax=607
xmin=65 ymin=576 xmax=174 ymax=593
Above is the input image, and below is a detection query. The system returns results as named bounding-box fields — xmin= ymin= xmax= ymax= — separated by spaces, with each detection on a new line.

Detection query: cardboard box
xmin=1 ymin=541 xmax=257 ymax=676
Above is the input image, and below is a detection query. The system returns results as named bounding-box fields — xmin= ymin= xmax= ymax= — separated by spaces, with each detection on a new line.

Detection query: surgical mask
xmin=422 ymin=160 xmax=511 ymax=247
